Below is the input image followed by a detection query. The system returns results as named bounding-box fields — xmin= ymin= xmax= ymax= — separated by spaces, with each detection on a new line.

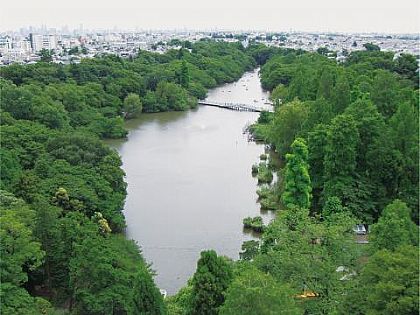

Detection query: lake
xmin=108 ymin=68 xmax=275 ymax=295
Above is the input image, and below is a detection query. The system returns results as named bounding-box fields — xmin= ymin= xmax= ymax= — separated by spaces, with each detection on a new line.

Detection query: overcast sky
xmin=1 ymin=0 xmax=419 ymax=33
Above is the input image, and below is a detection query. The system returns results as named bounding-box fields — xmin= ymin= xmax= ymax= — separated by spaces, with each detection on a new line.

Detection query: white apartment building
xmin=29 ymin=34 xmax=58 ymax=52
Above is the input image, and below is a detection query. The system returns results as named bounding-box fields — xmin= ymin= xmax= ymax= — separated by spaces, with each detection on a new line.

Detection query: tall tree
xmin=344 ymin=98 xmax=385 ymax=170
xmin=370 ymin=200 xmax=418 ymax=251
xmin=270 ymin=84 xmax=288 ymax=107
xmin=189 ymin=250 xmax=232 ymax=315
xmin=286 ymin=68 xmax=315 ymax=101
xmin=316 ymin=68 xmax=335 ymax=101
xmin=269 ymin=99 xmax=308 ymax=154
xmin=179 ymin=60 xmax=190 ymax=88
xmin=323 ymin=114 xmax=359 ymax=206
xmin=307 ymin=124 xmax=328 ymax=210
xmin=282 ymin=138 xmax=312 ymax=209
xmin=370 ymin=70 xmax=399 ymax=118
xmin=332 ymin=72 xmax=351 ymax=113
xmin=389 ymin=102 xmax=419 ymax=219
xmin=123 ymin=93 xmax=143 ymax=119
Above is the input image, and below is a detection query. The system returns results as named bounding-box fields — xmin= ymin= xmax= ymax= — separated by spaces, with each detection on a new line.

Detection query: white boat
xmin=160 ymin=289 xmax=167 ymax=298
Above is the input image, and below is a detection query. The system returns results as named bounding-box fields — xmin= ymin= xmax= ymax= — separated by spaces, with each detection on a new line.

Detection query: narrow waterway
xmin=108 ymin=69 xmax=275 ymax=295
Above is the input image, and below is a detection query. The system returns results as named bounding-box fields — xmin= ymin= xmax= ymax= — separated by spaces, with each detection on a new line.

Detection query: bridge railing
xmin=198 ymin=100 xmax=273 ymax=113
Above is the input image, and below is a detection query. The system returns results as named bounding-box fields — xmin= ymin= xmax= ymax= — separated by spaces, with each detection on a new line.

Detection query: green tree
xmin=282 ymin=138 xmax=312 ymax=209
xmin=307 ymin=124 xmax=328 ymax=210
xmin=70 ymin=235 xmax=165 ymax=314
xmin=363 ymin=42 xmax=380 ymax=51
xmin=189 ymin=250 xmax=233 ymax=315
xmin=270 ymin=84 xmax=288 ymax=107
xmin=323 ymin=114 xmax=359 ymax=204
xmin=344 ymin=98 xmax=385 ymax=170
xmin=343 ymin=245 xmax=419 ymax=315
xmin=317 ymin=68 xmax=335 ymax=101
xmin=166 ymin=284 xmax=193 ymax=315
xmin=370 ymin=70 xmax=399 ymax=118
xmin=332 ymin=72 xmax=351 ymax=113
xmin=257 ymin=206 xmax=357 ymax=314
xmin=322 ymin=196 xmax=346 ymax=218
xmin=0 ymin=284 xmax=52 ymax=315
xmin=0 ymin=193 xmax=43 ymax=286
xmin=389 ymin=101 xmax=419 ymax=218
xmin=269 ymin=99 xmax=308 ymax=154
xmin=1 ymin=82 xmax=35 ymax=120
xmin=155 ymin=81 xmax=195 ymax=111
xmin=179 ymin=60 xmax=190 ymax=88
xmin=220 ymin=267 xmax=302 ymax=315
xmin=47 ymin=212 xmax=98 ymax=299
xmin=394 ymin=53 xmax=419 ymax=83
xmin=0 ymin=149 xmax=22 ymax=189
xmin=370 ymin=200 xmax=418 ymax=251
xmin=0 ymin=193 xmax=47 ymax=315
xmin=316 ymin=47 xmax=330 ymax=56
xmin=389 ymin=102 xmax=419 ymax=169
xmin=123 ymin=93 xmax=143 ymax=119
xmin=286 ymin=68 xmax=316 ymax=101
xmin=304 ymin=98 xmax=334 ymax=132
xmin=38 ymin=48 xmax=53 ymax=62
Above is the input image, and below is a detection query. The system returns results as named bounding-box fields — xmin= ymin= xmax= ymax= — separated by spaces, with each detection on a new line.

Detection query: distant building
xmin=29 ymin=33 xmax=57 ymax=52
xmin=0 ymin=36 xmax=13 ymax=51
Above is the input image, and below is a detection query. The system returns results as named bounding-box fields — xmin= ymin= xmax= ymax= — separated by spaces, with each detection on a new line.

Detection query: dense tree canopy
xmin=0 ymin=40 xmax=255 ymax=314
xmin=252 ymin=45 xmax=418 ymax=222
xmin=1 ymin=41 xmax=418 ymax=315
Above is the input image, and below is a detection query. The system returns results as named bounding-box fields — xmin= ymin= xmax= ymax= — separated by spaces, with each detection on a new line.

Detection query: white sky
xmin=1 ymin=0 xmax=419 ymax=33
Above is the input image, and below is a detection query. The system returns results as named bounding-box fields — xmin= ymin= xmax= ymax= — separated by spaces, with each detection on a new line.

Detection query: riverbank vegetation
xmin=256 ymin=185 xmax=278 ymax=210
xmin=167 ymin=44 xmax=419 ymax=314
xmin=0 ymin=40 xmax=254 ymax=314
xmin=252 ymin=162 xmax=273 ymax=184
xmin=243 ymin=216 xmax=265 ymax=233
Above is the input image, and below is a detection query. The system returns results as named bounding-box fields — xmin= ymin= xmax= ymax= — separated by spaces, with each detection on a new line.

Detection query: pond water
xmin=107 ymin=68 xmax=275 ymax=295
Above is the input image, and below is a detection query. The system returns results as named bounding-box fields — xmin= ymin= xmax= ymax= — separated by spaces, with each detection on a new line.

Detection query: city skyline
xmin=2 ymin=0 xmax=419 ymax=34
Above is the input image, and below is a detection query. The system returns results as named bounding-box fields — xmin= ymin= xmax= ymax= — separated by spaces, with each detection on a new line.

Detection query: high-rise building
xmin=0 ymin=36 xmax=13 ymax=52
xmin=29 ymin=33 xmax=57 ymax=52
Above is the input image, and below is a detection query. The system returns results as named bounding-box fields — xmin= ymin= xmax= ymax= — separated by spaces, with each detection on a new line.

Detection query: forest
xmin=1 ymin=40 xmax=418 ymax=314
xmin=165 ymin=45 xmax=419 ymax=314
xmin=0 ymin=40 xmax=254 ymax=314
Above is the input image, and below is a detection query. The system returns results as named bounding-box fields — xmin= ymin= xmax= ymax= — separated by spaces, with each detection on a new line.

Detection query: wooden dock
xmin=198 ymin=101 xmax=273 ymax=113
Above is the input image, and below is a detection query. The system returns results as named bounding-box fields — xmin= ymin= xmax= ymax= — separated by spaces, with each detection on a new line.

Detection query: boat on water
xmin=160 ymin=289 xmax=167 ymax=298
